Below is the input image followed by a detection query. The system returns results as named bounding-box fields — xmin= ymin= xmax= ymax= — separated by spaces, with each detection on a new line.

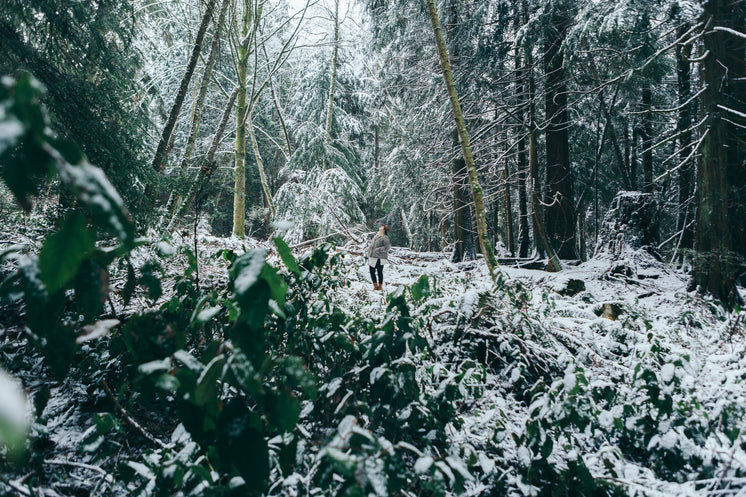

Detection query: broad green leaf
xmin=155 ymin=373 xmax=180 ymax=392
xmin=122 ymin=260 xmax=136 ymax=307
xmin=56 ymin=160 xmax=135 ymax=249
xmin=173 ymin=350 xmax=204 ymax=374
xmin=217 ymin=400 xmax=268 ymax=492
xmin=270 ymin=390 xmax=301 ymax=432
xmin=138 ymin=261 xmax=162 ymax=301
xmin=261 ymin=264 xmax=287 ymax=307
xmin=273 ymin=237 xmax=301 ymax=275
xmin=0 ymin=73 xmax=53 ymax=211
xmin=324 ymin=447 xmax=357 ymax=477
xmin=230 ymin=249 xmax=267 ymax=297
xmin=73 ymin=259 xmax=107 ymax=321
xmin=411 ymin=274 xmax=431 ymax=302
xmin=39 ymin=211 xmax=95 ymax=294
xmin=190 ymin=295 xmax=221 ymax=329
xmin=194 ymin=355 xmax=225 ymax=407
xmin=138 ymin=358 xmax=172 ymax=375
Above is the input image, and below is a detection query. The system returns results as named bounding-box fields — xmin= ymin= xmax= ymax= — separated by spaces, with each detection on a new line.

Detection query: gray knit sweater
xmin=367 ymin=234 xmax=391 ymax=264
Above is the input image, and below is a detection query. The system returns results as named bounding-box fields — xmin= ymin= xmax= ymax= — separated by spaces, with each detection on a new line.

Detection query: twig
xmin=100 ymin=379 xmax=168 ymax=449
xmin=7 ymin=473 xmax=33 ymax=496
xmin=7 ymin=480 xmax=30 ymax=496
xmin=290 ymin=231 xmax=346 ymax=249
xmin=45 ymin=459 xmax=114 ymax=482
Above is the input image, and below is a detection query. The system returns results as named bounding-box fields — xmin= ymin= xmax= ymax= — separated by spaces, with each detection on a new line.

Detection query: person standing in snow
xmin=367 ymin=223 xmax=391 ymax=291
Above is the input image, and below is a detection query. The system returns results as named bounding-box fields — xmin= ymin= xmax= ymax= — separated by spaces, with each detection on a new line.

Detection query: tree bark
xmin=232 ymin=1 xmax=252 ymax=238
xmin=514 ymin=13 xmax=531 ymax=258
xmin=694 ymin=0 xmax=746 ymax=307
xmin=401 ymin=206 xmax=414 ymax=248
xmin=543 ymin=9 xmax=577 ymax=259
xmin=675 ymin=23 xmax=695 ymax=262
xmin=171 ymin=86 xmax=239 ymax=228
xmin=161 ymin=0 xmax=230 ymax=229
xmin=179 ymin=0 xmax=230 ymax=173
xmin=323 ymin=0 xmax=340 ymax=169
xmin=248 ymin=107 xmax=276 ymax=219
xmin=452 ymin=131 xmax=477 ymax=262
xmin=425 ymin=0 xmax=497 ymax=276
xmin=151 ymin=0 xmax=217 ymax=173
xmin=630 ymin=123 xmax=639 ymax=191
xmin=526 ymin=31 xmax=562 ymax=272
xmin=502 ymin=144 xmax=514 ymax=256
xmin=641 ymin=85 xmax=654 ymax=193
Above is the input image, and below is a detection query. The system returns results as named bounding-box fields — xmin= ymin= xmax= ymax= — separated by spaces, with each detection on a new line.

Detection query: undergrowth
xmin=1 ymin=72 xmax=746 ymax=497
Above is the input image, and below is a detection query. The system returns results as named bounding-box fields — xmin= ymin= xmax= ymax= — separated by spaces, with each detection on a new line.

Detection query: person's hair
xmin=381 ymin=224 xmax=390 ymax=235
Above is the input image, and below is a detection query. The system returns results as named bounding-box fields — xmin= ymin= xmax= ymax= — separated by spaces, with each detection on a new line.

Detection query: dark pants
xmin=369 ymin=259 xmax=383 ymax=284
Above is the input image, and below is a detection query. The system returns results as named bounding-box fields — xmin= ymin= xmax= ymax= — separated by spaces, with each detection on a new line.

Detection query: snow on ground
xmin=301 ymin=240 xmax=746 ymax=496
xmin=20 ymin=227 xmax=741 ymax=496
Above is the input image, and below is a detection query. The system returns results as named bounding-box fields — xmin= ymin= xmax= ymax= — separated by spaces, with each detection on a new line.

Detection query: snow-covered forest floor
xmin=2 ymin=226 xmax=746 ymax=496
xmin=336 ymin=240 xmax=746 ymax=496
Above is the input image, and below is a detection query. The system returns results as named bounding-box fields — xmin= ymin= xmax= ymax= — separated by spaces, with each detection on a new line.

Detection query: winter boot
xmin=373 ymin=283 xmax=380 ymax=290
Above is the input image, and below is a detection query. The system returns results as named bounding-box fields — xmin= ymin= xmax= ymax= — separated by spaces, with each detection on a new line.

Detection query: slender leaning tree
xmin=424 ymin=0 xmax=497 ymax=276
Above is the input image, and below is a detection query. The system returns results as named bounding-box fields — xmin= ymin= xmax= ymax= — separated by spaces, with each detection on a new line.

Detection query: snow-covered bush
xmin=275 ymin=166 xmax=365 ymax=244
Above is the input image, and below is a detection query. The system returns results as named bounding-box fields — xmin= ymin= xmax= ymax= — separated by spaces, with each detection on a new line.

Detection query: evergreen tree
xmin=0 ymin=0 xmax=152 ymax=214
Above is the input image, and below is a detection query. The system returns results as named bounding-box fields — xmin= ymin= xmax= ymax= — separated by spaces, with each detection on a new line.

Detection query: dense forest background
xmin=1 ymin=0 xmax=745 ymax=302
xmin=1 ymin=0 xmax=746 ymax=496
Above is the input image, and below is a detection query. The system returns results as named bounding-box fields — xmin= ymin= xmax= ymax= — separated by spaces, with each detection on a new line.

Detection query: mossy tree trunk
xmin=247 ymin=106 xmax=275 ymax=219
xmin=424 ymin=0 xmax=497 ymax=276
xmin=232 ymin=1 xmax=252 ymax=238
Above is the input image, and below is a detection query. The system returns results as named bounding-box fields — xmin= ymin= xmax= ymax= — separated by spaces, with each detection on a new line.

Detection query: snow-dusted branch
xmin=711 ymin=26 xmax=746 ymax=40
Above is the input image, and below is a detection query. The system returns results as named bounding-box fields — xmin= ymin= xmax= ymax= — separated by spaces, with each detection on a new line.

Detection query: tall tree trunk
xmin=515 ymin=15 xmax=531 ymax=258
xmin=452 ymin=131 xmax=477 ymax=262
xmin=262 ymin=43 xmax=292 ymax=160
xmin=161 ymin=0 xmax=230 ymax=229
xmin=374 ymin=125 xmax=380 ymax=172
xmin=526 ymin=31 xmax=562 ymax=272
xmin=401 ymin=206 xmax=414 ymax=248
xmin=233 ymin=2 xmax=252 ymax=238
xmin=179 ymin=0 xmax=230 ymax=173
xmin=446 ymin=0 xmax=476 ymax=263
xmin=503 ymin=143 xmax=514 ymax=256
xmin=425 ymin=0 xmax=497 ymax=276
xmin=323 ymin=0 xmax=340 ymax=169
xmin=629 ymin=123 xmax=638 ymax=191
xmin=151 ymin=0 xmax=217 ymax=173
xmin=171 ymin=87 xmax=239 ymax=228
xmin=675 ymin=23 xmax=695 ymax=262
xmin=247 ymin=107 xmax=275 ymax=219
xmin=543 ymin=9 xmax=577 ymax=259
xmin=597 ymin=90 xmax=633 ymax=190
xmin=694 ymin=0 xmax=746 ymax=307
xmin=517 ymin=143 xmax=531 ymax=257
xmin=641 ymin=85 xmax=654 ymax=193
